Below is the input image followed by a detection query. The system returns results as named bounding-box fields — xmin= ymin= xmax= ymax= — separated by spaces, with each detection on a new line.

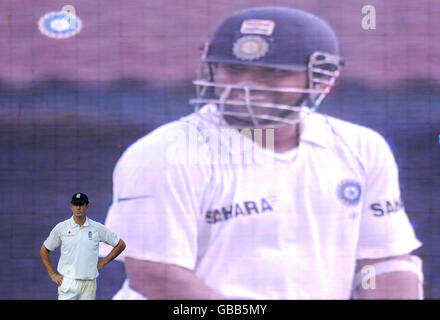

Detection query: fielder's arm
xmin=125 ymin=257 xmax=226 ymax=299
xmin=98 ymin=238 xmax=126 ymax=270
xmin=40 ymin=245 xmax=63 ymax=286
xmin=352 ymin=254 xmax=423 ymax=299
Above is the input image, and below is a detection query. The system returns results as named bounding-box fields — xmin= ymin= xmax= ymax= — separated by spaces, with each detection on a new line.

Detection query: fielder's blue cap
xmin=71 ymin=192 xmax=88 ymax=205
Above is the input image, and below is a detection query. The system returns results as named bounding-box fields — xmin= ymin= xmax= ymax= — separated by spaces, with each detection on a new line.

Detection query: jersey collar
xmin=70 ymin=216 xmax=90 ymax=228
xmin=299 ymin=112 xmax=329 ymax=148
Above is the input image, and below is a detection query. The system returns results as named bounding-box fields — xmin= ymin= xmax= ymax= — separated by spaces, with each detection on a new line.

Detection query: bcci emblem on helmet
xmin=337 ymin=180 xmax=362 ymax=206
xmin=233 ymin=35 xmax=270 ymax=61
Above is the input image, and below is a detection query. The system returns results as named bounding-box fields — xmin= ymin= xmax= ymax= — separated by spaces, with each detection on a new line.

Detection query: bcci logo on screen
xmin=38 ymin=5 xmax=82 ymax=39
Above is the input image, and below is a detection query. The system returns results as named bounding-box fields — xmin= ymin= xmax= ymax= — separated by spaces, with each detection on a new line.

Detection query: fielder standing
xmin=41 ymin=193 xmax=126 ymax=300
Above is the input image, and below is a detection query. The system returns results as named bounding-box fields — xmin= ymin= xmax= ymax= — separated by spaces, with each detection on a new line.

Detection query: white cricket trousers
xmin=58 ymin=277 xmax=97 ymax=300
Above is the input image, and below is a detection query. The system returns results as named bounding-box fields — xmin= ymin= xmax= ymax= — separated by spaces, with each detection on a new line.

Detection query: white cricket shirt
xmin=44 ymin=216 xmax=120 ymax=280
xmin=100 ymin=107 xmax=422 ymax=299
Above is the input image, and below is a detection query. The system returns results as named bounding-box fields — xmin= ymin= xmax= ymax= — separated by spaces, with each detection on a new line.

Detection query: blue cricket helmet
xmin=190 ymin=6 xmax=345 ymax=128
xmin=205 ymin=6 xmax=342 ymax=71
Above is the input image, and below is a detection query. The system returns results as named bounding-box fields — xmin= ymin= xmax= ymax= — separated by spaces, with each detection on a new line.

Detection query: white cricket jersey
xmin=44 ymin=216 xmax=120 ymax=280
xmin=99 ymin=107 xmax=422 ymax=299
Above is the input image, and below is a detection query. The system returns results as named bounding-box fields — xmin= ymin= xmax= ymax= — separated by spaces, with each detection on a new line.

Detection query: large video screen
xmin=1 ymin=0 xmax=438 ymax=300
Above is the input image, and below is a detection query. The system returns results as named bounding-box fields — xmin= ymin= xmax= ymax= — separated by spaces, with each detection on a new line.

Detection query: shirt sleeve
xmin=43 ymin=223 xmax=62 ymax=251
xmin=99 ymin=128 xmax=207 ymax=271
xmin=356 ymin=132 xmax=422 ymax=259
xmin=96 ymin=222 xmax=120 ymax=247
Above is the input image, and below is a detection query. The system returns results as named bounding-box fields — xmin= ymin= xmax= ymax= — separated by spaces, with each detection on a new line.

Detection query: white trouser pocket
xmin=59 ymin=277 xmax=73 ymax=293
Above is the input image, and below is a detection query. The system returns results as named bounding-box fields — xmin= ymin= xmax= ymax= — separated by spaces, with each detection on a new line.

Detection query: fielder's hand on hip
xmin=52 ymin=274 xmax=64 ymax=286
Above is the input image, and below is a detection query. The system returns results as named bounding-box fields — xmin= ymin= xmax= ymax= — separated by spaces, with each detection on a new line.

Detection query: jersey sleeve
xmin=43 ymin=223 xmax=62 ymax=251
xmin=356 ymin=132 xmax=422 ymax=259
xmin=99 ymin=126 xmax=207 ymax=271
xmin=96 ymin=222 xmax=120 ymax=247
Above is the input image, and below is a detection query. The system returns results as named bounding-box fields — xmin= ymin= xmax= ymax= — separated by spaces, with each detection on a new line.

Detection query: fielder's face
xmin=213 ymin=63 xmax=308 ymax=127
xmin=70 ymin=203 xmax=89 ymax=219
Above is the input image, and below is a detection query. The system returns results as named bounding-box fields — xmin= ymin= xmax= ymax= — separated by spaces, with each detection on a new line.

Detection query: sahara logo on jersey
xmin=205 ymin=198 xmax=274 ymax=224
xmin=370 ymin=197 xmax=404 ymax=217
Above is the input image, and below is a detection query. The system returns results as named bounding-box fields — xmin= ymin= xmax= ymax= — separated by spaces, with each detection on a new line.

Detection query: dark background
xmin=0 ymin=0 xmax=438 ymax=299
